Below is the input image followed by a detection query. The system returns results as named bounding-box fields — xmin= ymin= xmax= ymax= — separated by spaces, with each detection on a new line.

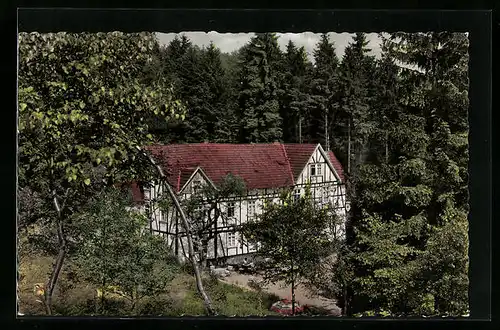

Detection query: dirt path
xmin=220 ymin=272 xmax=341 ymax=316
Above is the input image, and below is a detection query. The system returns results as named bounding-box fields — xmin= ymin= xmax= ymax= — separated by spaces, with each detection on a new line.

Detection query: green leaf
xmin=79 ymin=101 xmax=85 ymax=109
xmin=84 ymin=178 xmax=91 ymax=185
xmin=19 ymin=103 xmax=27 ymax=111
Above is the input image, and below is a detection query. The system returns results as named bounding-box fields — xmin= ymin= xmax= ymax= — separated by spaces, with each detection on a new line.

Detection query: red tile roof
xmin=143 ymin=143 xmax=344 ymax=194
xmin=282 ymin=144 xmax=345 ymax=182
xmin=284 ymin=144 xmax=317 ymax=181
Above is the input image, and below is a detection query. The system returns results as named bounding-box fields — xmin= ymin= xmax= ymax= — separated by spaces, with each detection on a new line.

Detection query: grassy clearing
xmin=18 ymin=254 xmax=280 ymax=316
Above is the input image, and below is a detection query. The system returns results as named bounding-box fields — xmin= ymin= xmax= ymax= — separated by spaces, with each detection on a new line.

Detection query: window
xmin=248 ymin=200 xmax=256 ymax=219
xmin=322 ymin=194 xmax=329 ymax=206
xmin=293 ymin=189 xmax=301 ymax=202
xmin=139 ymin=183 xmax=151 ymax=200
xmin=310 ymin=164 xmax=316 ymax=176
xmin=227 ymin=202 xmax=235 ymax=218
xmin=227 ymin=232 xmax=237 ymax=248
xmin=311 ymin=190 xmax=322 ymax=205
xmin=310 ymin=163 xmax=322 ymax=177
xmin=192 ymin=180 xmax=202 ymax=194
xmin=193 ymin=205 xmax=206 ymax=218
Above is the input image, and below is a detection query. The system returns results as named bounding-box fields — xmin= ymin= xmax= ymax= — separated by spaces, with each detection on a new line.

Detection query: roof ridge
xmin=279 ymin=143 xmax=295 ymax=185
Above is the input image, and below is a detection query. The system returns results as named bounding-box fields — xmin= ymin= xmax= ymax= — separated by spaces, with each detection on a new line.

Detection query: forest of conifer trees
xmin=151 ymin=32 xmax=470 ymax=316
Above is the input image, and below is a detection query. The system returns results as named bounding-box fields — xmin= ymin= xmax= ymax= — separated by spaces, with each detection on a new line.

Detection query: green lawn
xmin=18 ymin=254 xmax=280 ymax=316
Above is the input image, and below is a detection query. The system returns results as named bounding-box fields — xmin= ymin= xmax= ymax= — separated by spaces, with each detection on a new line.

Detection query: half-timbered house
xmin=131 ymin=142 xmax=348 ymax=264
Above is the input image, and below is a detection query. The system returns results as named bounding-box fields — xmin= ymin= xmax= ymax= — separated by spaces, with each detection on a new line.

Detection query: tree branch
xmin=44 ymin=190 xmax=69 ymax=315
xmin=136 ymin=146 xmax=216 ymax=316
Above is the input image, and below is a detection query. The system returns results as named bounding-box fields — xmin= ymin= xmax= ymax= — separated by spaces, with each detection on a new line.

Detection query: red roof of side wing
xmin=327 ymin=150 xmax=345 ymax=182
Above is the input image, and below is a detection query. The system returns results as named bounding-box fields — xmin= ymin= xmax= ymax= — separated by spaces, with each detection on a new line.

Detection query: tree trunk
xmin=138 ymin=147 xmax=216 ymax=316
xmin=341 ymin=280 xmax=347 ymax=316
xmin=347 ymin=118 xmax=352 ymax=174
xmin=213 ymin=207 xmax=219 ymax=264
xmin=324 ymin=110 xmax=329 ymax=151
xmin=298 ymin=117 xmax=302 ymax=144
xmin=291 ymin=257 xmax=296 ymax=316
xmin=201 ymin=238 xmax=209 ymax=268
xmin=385 ymin=131 xmax=389 ymax=163
xmin=44 ymin=191 xmax=68 ymax=315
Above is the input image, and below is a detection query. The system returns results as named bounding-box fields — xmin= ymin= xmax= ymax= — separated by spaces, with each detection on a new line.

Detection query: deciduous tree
xmin=18 ymin=31 xmax=185 ymax=314
xmin=75 ymin=188 xmax=180 ymax=315
xmin=241 ymin=186 xmax=342 ymax=315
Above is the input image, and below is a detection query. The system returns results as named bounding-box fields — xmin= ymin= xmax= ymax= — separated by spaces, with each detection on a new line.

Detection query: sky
xmin=156 ymin=32 xmax=383 ymax=62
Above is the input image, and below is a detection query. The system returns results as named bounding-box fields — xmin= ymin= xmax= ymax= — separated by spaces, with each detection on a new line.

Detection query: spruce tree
xmin=280 ymin=41 xmax=313 ymax=143
xmin=345 ymin=44 xmax=432 ymax=314
xmin=150 ymin=35 xmax=194 ymax=143
xmin=236 ymin=33 xmax=284 ymax=143
xmin=177 ymin=45 xmax=211 ymax=142
xmin=307 ymin=34 xmax=339 ymax=149
xmin=392 ymin=32 xmax=470 ymax=315
xmin=202 ymin=43 xmax=238 ymax=142
xmin=156 ymin=38 xmax=237 ymax=143
xmin=337 ymin=33 xmax=376 ymax=174
xmin=345 ymin=32 xmax=469 ymax=317
xmin=219 ymin=50 xmax=242 ymax=143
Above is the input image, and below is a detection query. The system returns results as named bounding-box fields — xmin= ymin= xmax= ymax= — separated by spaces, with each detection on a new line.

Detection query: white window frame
xmin=248 ymin=200 xmax=256 ymax=219
xmin=309 ymin=163 xmax=322 ymax=178
xmin=192 ymin=180 xmax=202 ymax=194
xmin=310 ymin=164 xmax=316 ymax=176
xmin=144 ymin=187 xmax=151 ymax=200
xmin=193 ymin=204 xmax=207 ymax=218
xmin=293 ymin=189 xmax=301 ymax=202
xmin=227 ymin=232 xmax=237 ymax=248
xmin=227 ymin=202 xmax=235 ymax=218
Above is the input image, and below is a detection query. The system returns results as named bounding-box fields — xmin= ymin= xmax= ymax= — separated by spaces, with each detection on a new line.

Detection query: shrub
xmin=137 ymin=294 xmax=176 ymax=316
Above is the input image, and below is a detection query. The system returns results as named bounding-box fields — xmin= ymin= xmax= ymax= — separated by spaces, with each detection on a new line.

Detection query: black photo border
xmin=2 ymin=4 xmax=493 ymax=330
